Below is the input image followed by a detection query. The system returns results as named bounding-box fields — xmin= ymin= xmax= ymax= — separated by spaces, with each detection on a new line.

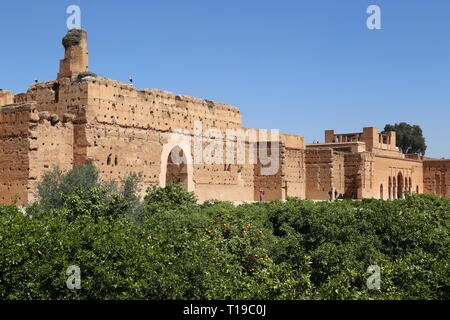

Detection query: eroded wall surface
xmin=0 ymin=102 xmax=74 ymax=204
xmin=305 ymin=148 xmax=344 ymax=200
xmin=82 ymin=78 xmax=258 ymax=202
xmin=0 ymin=103 xmax=32 ymax=204
xmin=423 ymin=160 xmax=450 ymax=198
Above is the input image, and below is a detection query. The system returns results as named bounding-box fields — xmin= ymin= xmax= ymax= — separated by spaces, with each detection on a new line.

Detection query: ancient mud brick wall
xmin=27 ymin=111 xmax=74 ymax=203
xmin=81 ymin=80 xmax=168 ymax=194
xmin=253 ymin=141 xmax=282 ymax=202
xmin=359 ymin=153 xmax=375 ymax=199
xmin=305 ymin=148 xmax=344 ymax=200
xmin=343 ymin=153 xmax=366 ymax=199
xmin=332 ymin=151 xmax=345 ymax=198
xmin=192 ymin=126 xmax=257 ymax=202
xmin=280 ymin=134 xmax=306 ymax=199
xmin=18 ymin=79 xmax=89 ymax=118
xmin=0 ymin=90 xmax=14 ymax=107
xmin=193 ymin=141 xmax=255 ymax=202
xmin=342 ymin=152 xmax=423 ymax=200
xmin=0 ymin=102 xmax=74 ymax=204
xmin=14 ymin=78 xmax=89 ymax=173
xmin=370 ymin=156 xmax=423 ymax=200
xmin=305 ymin=149 xmax=332 ymax=200
xmin=423 ymin=159 xmax=450 ymax=198
xmin=81 ymin=77 xmax=256 ymax=201
xmin=0 ymin=103 xmax=33 ymax=204
xmin=281 ymin=147 xmax=305 ymax=199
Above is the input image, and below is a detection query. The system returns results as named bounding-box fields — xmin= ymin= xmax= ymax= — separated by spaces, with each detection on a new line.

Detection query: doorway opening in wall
xmin=397 ymin=172 xmax=404 ymax=199
xmin=52 ymin=82 xmax=60 ymax=103
xmin=166 ymin=146 xmax=188 ymax=190
xmin=380 ymin=184 xmax=384 ymax=200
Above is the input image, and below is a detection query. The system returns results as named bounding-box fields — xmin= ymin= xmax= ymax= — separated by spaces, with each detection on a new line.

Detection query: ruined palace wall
xmin=343 ymin=153 xmax=372 ymax=199
xmin=0 ymin=90 xmax=14 ymax=107
xmin=6 ymin=75 xmax=307 ymax=203
xmin=249 ymin=132 xmax=306 ymax=201
xmin=332 ymin=152 xmax=345 ymax=198
xmin=370 ymin=155 xmax=423 ymax=199
xmin=423 ymin=159 xmax=450 ymax=198
xmin=193 ymin=127 xmax=260 ymax=202
xmin=27 ymin=112 xmax=74 ymax=203
xmin=81 ymin=77 xmax=256 ymax=201
xmin=195 ymin=162 xmax=255 ymax=202
xmin=193 ymin=141 xmax=255 ymax=202
xmin=282 ymin=147 xmax=306 ymax=199
xmin=305 ymin=148 xmax=344 ymax=200
xmin=253 ymin=143 xmax=282 ymax=202
xmin=0 ymin=103 xmax=33 ymax=204
xmin=305 ymin=149 xmax=329 ymax=200
xmin=342 ymin=152 xmax=424 ymax=200
xmin=17 ymin=79 xmax=89 ymax=118
xmin=84 ymin=78 xmax=242 ymax=133
xmin=281 ymin=133 xmax=306 ymax=199
xmin=0 ymin=101 xmax=75 ymax=205
xmin=360 ymin=153 xmax=375 ymax=199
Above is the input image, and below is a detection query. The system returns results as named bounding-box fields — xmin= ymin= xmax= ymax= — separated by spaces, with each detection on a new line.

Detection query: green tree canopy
xmin=384 ymin=122 xmax=427 ymax=155
xmin=1 ymin=164 xmax=449 ymax=300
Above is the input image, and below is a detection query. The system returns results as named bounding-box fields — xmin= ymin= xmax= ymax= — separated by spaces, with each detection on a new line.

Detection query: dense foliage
xmin=0 ymin=165 xmax=448 ymax=300
xmin=384 ymin=122 xmax=427 ymax=155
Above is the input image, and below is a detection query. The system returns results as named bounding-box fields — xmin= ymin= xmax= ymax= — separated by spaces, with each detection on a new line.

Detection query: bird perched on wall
xmin=34 ymin=78 xmax=38 ymax=83
xmin=129 ymin=77 xmax=133 ymax=86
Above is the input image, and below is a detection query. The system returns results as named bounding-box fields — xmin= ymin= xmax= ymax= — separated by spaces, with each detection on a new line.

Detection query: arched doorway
xmin=159 ymin=134 xmax=194 ymax=193
xmin=165 ymin=146 xmax=188 ymax=190
xmin=397 ymin=172 xmax=404 ymax=199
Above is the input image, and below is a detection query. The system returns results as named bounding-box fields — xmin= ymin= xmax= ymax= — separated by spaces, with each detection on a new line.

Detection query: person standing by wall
xmin=259 ymin=188 xmax=265 ymax=203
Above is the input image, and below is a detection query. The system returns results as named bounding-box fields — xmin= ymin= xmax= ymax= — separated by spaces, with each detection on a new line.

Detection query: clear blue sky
xmin=1 ymin=0 xmax=449 ymax=158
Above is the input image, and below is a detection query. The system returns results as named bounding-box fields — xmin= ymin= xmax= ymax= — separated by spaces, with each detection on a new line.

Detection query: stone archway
xmin=165 ymin=146 xmax=188 ymax=190
xmin=159 ymin=134 xmax=194 ymax=192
